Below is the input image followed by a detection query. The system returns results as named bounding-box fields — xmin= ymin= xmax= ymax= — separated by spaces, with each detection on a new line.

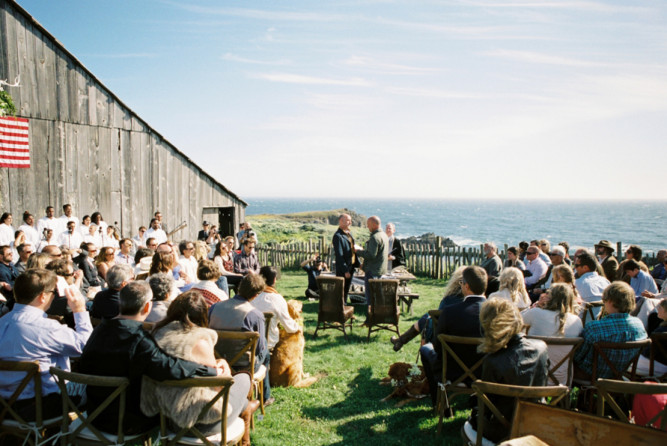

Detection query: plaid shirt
xmin=574 ymin=312 xmax=647 ymax=378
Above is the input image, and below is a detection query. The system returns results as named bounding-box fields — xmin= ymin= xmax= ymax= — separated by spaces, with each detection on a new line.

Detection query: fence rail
xmin=255 ymin=237 xmax=662 ymax=280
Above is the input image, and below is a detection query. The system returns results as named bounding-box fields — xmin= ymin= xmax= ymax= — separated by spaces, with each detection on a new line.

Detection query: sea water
xmin=245 ymin=198 xmax=667 ymax=254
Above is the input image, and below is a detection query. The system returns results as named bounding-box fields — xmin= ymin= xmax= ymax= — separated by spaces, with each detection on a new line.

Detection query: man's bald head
xmin=367 ymin=216 xmax=381 ymax=232
xmin=338 ymin=214 xmax=352 ymax=231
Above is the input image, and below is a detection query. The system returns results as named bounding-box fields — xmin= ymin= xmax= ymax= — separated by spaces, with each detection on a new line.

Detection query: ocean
xmin=245 ymin=198 xmax=667 ymax=255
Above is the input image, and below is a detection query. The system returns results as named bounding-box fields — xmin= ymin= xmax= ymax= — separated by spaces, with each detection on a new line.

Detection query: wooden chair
xmin=0 ymin=361 xmax=64 ymax=446
xmin=596 ymin=378 xmax=667 ymax=430
xmin=314 ymin=276 xmax=354 ymax=340
xmin=462 ymin=380 xmax=568 ymax=446
xmin=262 ymin=312 xmax=274 ymax=346
xmin=650 ymin=332 xmax=667 ymax=381
xmin=510 ymin=400 xmax=667 ymax=445
xmin=50 ymin=367 xmax=152 ymax=445
xmin=213 ymin=330 xmax=265 ymax=418
xmin=580 ymin=301 xmax=604 ymax=325
xmin=573 ymin=339 xmax=651 ymax=412
xmin=153 ymin=376 xmax=244 ymax=446
xmin=366 ymin=279 xmax=400 ymax=341
xmin=526 ymin=336 xmax=583 ymax=387
xmin=428 ymin=309 xmax=441 ymax=331
xmin=435 ymin=334 xmax=486 ymax=434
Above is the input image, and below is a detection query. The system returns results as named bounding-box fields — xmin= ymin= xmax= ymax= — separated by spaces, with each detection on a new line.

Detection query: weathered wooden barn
xmin=0 ymin=0 xmax=246 ymax=240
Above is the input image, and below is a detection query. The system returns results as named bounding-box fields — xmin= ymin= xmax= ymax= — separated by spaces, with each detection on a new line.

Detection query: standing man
xmin=145 ymin=218 xmax=167 ymax=245
xmin=57 ymin=220 xmax=83 ymax=251
xmin=385 ymin=223 xmax=405 ymax=270
xmin=332 ymin=214 xmax=359 ymax=303
xmin=58 ymin=204 xmax=79 ymax=234
xmin=595 ymin=240 xmax=619 ymax=282
xmin=355 ymin=216 xmax=389 ymax=309
xmin=197 ymin=221 xmax=211 ymax=241
xmin=37 ymin=206 xmax=59 ymax=237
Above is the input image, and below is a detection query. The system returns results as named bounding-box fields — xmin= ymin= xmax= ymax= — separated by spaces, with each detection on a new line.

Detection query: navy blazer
xmin=332 ymin=228 xmax=359 ymax=275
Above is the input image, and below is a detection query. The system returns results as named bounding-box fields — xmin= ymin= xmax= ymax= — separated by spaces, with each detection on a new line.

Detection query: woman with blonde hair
xmin=469 ymin=299 xmax=549 ymax=443
xmin=488 ymin=267 xmax=531 ymax=311
xmin=95 ymin=246 xmax=116 ymax=282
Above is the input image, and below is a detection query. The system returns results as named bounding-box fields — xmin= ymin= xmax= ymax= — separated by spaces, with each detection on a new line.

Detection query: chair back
xmin=49 ymin=367 xmax=131 ymax=444
xmin=152 ymin=376 xmax=241 ymax=446
xmin=650 ymin=332 xmax=667 ymax=380
xmin=367 ymin=279 xmax=400 ymax=325
xmin=428 ymin=310 xmax=441 ymax=330
xmin=526 ymin=336 xmax=583 ymax=387
xmin=596 ymin=378 xmax=667 ymax=430
xmin=580 ymin=301 xmax=604 ymax=325
xmin=213 ymin=330 xmax=258 ymax=372
xmin=0 ymin=360 xmax=43 ymax=427
xmin=142 ymin=321 xmax=156 ymax=332
xmin=316 ymin=276 xmax=346 ymax=324
xmin=471 ymin=380 xmax=568 ymax=446
xmin=263 ymin=312 xmax=274 ymax=345
xmin=437 ymin=334 xmax=486 ymax=388
xmin=591 ymin=339 xmax=652 ymax=381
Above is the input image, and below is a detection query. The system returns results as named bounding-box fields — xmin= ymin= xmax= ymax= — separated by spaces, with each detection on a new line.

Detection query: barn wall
xmin=0 ymin=1 xmax=245 ymax=241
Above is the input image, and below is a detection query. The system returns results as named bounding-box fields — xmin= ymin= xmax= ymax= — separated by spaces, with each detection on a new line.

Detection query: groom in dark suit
xmin=332 ymin=213 xmax=359 ymax=303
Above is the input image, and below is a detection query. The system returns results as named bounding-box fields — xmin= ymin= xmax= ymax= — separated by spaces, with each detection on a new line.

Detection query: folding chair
xmin=435 ymin=334 xmax=486 ymax=434
xmin=262 ymin=312 xmax=274 ymax=346
xmin=213 ymin=330 xmax=265 ymax=418
xmin=153 ymin=376 xmax=244 ymax=445
xmin=580 ymin=301 xmax=604 ymax=325
xmin=462 ymin=380 xmax=568 ymax=446
xmin=573 ymin=339 xmax=651 ymax=412
xmin=596 ymin=378 xmax=667 ymax=430
xmin=0 ymin=361 xmax=64 ymax=446
xmin=50 ymin=367 xmax=152 ymax=445
xmin=314 ymin=276 xmax=354 ymax=339
xmin=650 ymin=332 xmax=667 ymax=381
xmin=366 ymin=279 xmax=400 ymax=341
xmin=428 ymin=310 xmax=441 ymax=331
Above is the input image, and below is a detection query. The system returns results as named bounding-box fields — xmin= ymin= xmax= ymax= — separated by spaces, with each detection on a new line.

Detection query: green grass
xmin=251 ymin=271 xmax=469 ymax=445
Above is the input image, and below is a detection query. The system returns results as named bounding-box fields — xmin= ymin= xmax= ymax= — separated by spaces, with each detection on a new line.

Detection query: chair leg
xmin=258 ymin=380 xmax=265 ymax=415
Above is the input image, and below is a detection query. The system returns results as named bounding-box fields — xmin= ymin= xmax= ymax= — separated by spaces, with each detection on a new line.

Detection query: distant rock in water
xmin=403 ymin=232 xmax=457 ymax=247
xmin=277 ymin=208 xmax=366 ymax=227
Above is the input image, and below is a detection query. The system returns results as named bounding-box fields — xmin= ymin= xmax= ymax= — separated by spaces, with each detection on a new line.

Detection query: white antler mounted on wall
xmin=0 ymin=75 xmax=20 ymax=91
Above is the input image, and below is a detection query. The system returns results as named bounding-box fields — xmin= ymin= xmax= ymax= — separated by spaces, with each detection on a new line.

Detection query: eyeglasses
xmin=63 ymin=272 xmax=74 ymax=277
xmin=526 ymin=251 xmax=538 ymax=255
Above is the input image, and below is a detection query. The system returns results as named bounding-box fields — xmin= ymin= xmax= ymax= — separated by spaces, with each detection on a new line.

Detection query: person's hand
xmin=65 ymin=286 xmax=86 ymax=313
xmin=344 ymin=272 xmax=350 ymax=279
xmin=388 ymin=255 xmax=395 ymax=260
xmin=216 ymin=359 xmax=232 ymax=377
xmin=0 ymin=281 xmax=10 ymax=291
xmin=641 ymin=291 xmax=656 ymax=299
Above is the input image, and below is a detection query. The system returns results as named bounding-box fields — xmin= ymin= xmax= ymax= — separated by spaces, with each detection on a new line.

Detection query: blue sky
xmin=17 ymin=0 xmax=667 ymax=200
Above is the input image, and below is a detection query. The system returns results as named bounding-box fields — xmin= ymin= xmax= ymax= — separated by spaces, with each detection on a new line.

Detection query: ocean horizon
xmin=245 ymin=198 xmax=667 ymax=255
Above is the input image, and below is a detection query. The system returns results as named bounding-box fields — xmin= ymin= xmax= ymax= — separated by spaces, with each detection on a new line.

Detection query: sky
xmin=16 ymin=0 xmax=667 ymax=200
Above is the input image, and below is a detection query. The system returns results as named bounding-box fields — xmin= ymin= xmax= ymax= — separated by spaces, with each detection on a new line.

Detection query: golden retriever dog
xmin=379 ymin=362 xmax=430 ymax=407
xmin=269 ymin=300 xmax=318 ymax=388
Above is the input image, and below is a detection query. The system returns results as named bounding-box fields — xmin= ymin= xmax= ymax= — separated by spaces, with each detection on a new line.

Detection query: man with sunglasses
xmin=524 ymin=246 xmax=548 ymax=288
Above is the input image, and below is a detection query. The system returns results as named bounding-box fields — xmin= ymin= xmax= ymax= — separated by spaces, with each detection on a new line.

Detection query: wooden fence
xmin=255 ymin=238 xmax=662 ymax=280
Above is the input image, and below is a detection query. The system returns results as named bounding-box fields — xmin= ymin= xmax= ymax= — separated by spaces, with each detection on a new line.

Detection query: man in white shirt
xmin=178 ymin=240 xmax=198 ymax=284
xmin=37 ymin=206 xmax=59 ymax=237
xmin=145 ymin=218 xmax=167 ymax=245
xmin=58 ymin=204 xmax=79 ymax=235
xmin=115 ymin=238 xmax=135 ymax=266
xmin=251 ymin=266 xmax=300 ymax=349
xmin=132 ymin=226 xmax=147 ymax=250
xmin=524 ymin=246 xmax=548 ymax=288
xmin=57 ymin=220 xmax=83 ymax=251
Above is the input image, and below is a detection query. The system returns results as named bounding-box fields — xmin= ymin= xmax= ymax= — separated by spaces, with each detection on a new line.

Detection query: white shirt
xmin=58 ymin=215 xmax=79 ymax=233
xmin=83 ymin=233 xmax=102 ymax=249
xmin=145 ymin=227 xmax=167 ymax=245
xmin=0 ymin=223 xmax=14 ymax=245
xmin=178 ymin=255 xmax=198 ymax=283
xmin=36 ymin=238 xmax=57 ymax=253
xmin=18 ymin=224 xmax=40 ymax=247
xmin=57 ymin=229 xmax=83 ymax=250
xmin=132 ymin=234 xmax=146 ymax=249
xmin=36 ymin=216 xmax=59 ymax=235
xmin=251 ymin=289 xmax=300 ymax=349
xmin=79 ymin=223 xmax=91 ymax=237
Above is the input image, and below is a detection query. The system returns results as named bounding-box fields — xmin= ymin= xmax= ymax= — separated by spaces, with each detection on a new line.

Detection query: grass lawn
xmin=251 ymin=271 xmax=470 ymax=446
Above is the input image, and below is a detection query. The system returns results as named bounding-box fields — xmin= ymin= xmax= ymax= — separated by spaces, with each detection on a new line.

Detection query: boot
xmin=240 ymin=399 xmax=260 ymax=446
xmin=390 ymin=325 xmax=420 ymax=352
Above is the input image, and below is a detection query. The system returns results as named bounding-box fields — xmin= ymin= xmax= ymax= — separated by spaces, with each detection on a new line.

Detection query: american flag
xmin=0 ymin=116 xmax=30 ymax=168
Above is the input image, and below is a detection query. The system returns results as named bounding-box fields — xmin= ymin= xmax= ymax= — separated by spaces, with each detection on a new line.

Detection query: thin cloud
xmin=166 ymin=2 xmax=349 ymax=22
xmin=342 ymin=56 xmax=441 ymax=75
xmin=454 ymin=0 xmax=651 ymax=14
xmin=483 ymin=49 xmax=606 ymax=67
xmin=82 ymin=53 xmax=158 ymax=59
xmin=252 ymin=72 xmax=373 ymax=87
xmin=386 ymin=86 xmax=487 ymax=99
xmin=222 ymin=53 xmax=290 ymax=65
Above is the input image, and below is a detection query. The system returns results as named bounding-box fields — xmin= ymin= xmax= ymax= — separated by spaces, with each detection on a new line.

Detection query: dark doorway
xmin=218 ymin=207 xmax=235 ymax=238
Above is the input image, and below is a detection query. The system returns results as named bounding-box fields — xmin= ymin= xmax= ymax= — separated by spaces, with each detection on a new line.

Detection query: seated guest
xmin=421 ymin=266 xmax=487 ymax=406
xmin=76 ymin=242 xmax=102 ymax=295
xmin=132 ymin=226 xmax=147 ymax=250
xmin=385 ymin=223 xmax=406 ymax=270
xmin=79 ymin=282 xmax=223 ymax=435
xmin=488 ymin=267 xmax=531 ymax=311
xmin=480 ymin=243 xmax=502 ymax=295
xmin=0 ymin=269 xmax=91 ymax=420
xmin=573 ymin=281 xmax=647 ymax=380
xmin=115 ymin=238 xmax=135 ymax=266
xmin=252 ymin=266 xmax=300 ymax=350
xmin=636 ymin=298 xmax=667 ymax=377
xmin=146 ymin=273 xmax=174 ymax=323
xmin=133 ymin=247 xmax=153 ymax=276
xmin=524 ymin=246 xmax=548 ymax=290
xmin=90 ymin=264 xmax=135 ymax=319
xmin=468 ymin=298 xmax=549 ymax=443
xmin=178 ymin=241 xmax=198 ymax=285
xmin=140 ymin=291 xmax=256 ymax=444
xmin=13 ymin=243 xmax=33 ymax=274
xmin=537 ymin=239 xmax=552 ymax=265
xmin=300 ymin=254 xmax=328 ymax=298
xmin=44 ymin=258 xmax=83 ymax=324
xmin=617 ymin=244 xmax=650 ymax=283
xmin=522 ymin=283 xmax=583 ymax=384
xmin=149 ymin=251 xmax=183 ymax=298
xmin=624 ymin=259 xmax=658 ymax=297
xmin=503 ymin=246 xmax=525 ymax=271
xmin=95 ymin=246 xmax=116 ymax=284
xmin=529 ymin=245 xmax=567 ymax=301
xmin=213 ymin=241 xmax=242 ymax=288
xmin=190 ymin=260 xmax=229 ymax=307
xmin=209 ymin=274 xmax=273 ymax=406
xmin=574 ymin=251 xmax=610 ymax=319
xmin=651 ymin=249 xmax=667 ymax=285
xmin=595 ymin=240 xmax=619 ymax=282
xmin=0 ymin=245 xmax=19 ymax=304
xmin=82 ymin=224 xmax=101 ymax=249
xmin=393 ymin=266 xmax=465 ymax=352
xmin=233 ymin=238 xmax=260 ymax=276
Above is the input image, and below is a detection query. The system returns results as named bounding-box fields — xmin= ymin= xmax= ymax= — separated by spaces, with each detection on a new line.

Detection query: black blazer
xmin=389 ymin=238 xmax=406 ymax=269
xmin=332 ymin=228 xmax=359 ymax=275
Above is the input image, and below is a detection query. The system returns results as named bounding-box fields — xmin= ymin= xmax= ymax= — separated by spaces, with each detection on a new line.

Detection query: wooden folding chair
xmin=573 ymin=339 xmax=651 ymax=412
xmin=428 ymin=309 xmax=441 ymax=331
xmin=650 ymin=332 xmax=667 ymax=381
xmin=462 ymin=380 xmax=568 ymax=446
xmin=262 ymin=312 xmax=274 ymax=346
xmin=50 ymin=367 xmax=152 ymax=445
xmin=153 ymin=376 xmax=244 ymax=446
xmin=213 ymin=330 xmax=265 ymax=418
xmin=580 ymin=301 xmax=604 ymax=325
xmin=596 ymin=378 xmax=667 ymax=430
xmin=0 ymin=361 xmax=64 ymax=446
xmin=314 ymin=276 xmax=354 ymax=339
xmin=435 ymin=334 xmax=486 ymax=434
xmin=366 ymin=279 xmax=400 ymax=341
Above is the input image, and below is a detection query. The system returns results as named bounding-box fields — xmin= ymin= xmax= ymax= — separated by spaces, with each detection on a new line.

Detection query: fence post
xmin=436 ymin=236 xmax=442 ymax=279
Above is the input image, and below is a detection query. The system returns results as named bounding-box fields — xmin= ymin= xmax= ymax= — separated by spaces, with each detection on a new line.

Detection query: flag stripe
xmin=0 ymin=117 xmax=30 ymax=168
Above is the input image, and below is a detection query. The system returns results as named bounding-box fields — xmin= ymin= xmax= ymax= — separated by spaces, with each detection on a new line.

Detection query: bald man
xmin=356 ymin=216 xmax=389 ymax=308
xmin=332 ymin=214 xmax=359 ymax=302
